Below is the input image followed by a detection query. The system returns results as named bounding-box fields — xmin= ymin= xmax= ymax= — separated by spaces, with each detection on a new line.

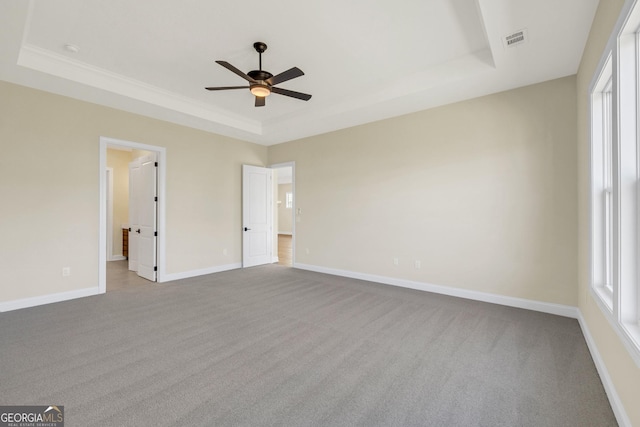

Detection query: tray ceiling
xmin=0 ymin=0 xmax=598 ymax=145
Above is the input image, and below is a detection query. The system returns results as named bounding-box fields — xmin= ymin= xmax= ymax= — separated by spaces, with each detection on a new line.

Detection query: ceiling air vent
xmin=503 ymin=29 xmax=528 ymax=49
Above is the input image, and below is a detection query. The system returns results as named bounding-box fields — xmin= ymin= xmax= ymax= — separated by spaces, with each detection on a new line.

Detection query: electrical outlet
xmin=223 ymin=248 xmax=228 ymax=256
xmin=62 ymin=267 xmax=71 ymax=277
xmin=305 ymin=248 xmax=310 ymax=255
xmin=414 ymin=260 xmax=421 ymax=269
xmin=393 ymin=257 xmax=399 ymax=266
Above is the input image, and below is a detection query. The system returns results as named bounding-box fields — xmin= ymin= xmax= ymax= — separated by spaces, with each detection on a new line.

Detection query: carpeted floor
xmin=0 ymin=263 xmax=617 ymax=426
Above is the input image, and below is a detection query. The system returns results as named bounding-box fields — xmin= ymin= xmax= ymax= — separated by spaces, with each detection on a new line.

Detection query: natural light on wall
xmin=590 ymin=0 xmax=640 ymax=367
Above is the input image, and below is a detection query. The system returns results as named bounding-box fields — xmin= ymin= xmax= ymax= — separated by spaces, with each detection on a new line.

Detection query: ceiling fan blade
xmin=271 ymin=86 xmax=312 ymax=101
xmin=255 ymin=96 xmax=266 ymax=107
xmin=267 ymin=67 xmax=304 ymax=86
xmin=205 ymin=86 xmax=248 ymax=91
xmin=215 ymin=61 xmax=256 ymax=83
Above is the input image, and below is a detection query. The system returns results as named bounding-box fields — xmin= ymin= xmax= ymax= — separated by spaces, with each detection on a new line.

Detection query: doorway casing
xmin=270 ymin=161 xmax=295 ymax=267
xmin=106 ymin=167 xmax=114 ymax=261
xmin=99 ymin=137 xmax=167 ymax=293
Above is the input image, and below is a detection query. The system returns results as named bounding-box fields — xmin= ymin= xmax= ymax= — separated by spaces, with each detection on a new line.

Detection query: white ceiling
xmin=0 ymin=0 xmax=599 ymax=146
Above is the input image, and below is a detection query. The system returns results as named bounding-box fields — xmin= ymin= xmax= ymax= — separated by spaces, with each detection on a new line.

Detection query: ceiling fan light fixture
xmin=250 ymin=83 xmax=271 ymax=97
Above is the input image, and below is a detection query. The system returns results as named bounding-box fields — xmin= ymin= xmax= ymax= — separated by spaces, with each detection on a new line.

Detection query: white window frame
xmin=592 ymin=63 xmax=614 ymax=304
xmin=285 ymin=192 xmax=293 ymax=209
xmin=589 ymin=0 xmax=640 ymax=368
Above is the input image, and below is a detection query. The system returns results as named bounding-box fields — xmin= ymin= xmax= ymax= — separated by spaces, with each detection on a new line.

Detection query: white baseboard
xmin=577 ymin=312 xmax=632 ymax=427
xmin=272 ymin=256 xmax=279 ymax=263
xmin=293 ymin=263 xmax=578 ymax=319
xmin=108 ymin=255 xmax=126 ymax=261
xmin=160 ymin=263 xmax=242 ymax=282
xmin=0 ymin=287 xmax=101 ymax=312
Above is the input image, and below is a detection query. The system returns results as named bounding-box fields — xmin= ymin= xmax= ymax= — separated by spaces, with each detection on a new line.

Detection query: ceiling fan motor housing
xmin=248 ymin=70 xmax=273 ymax=82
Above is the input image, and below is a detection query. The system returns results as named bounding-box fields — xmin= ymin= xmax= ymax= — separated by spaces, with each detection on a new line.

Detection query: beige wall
xmin=106 ymin=148 xmax=131 ymax=257
xmin=278 ymin=183 xmax=293 ymax=234
xmin=0 ymin=81 xmax=266 ymax=302
xmin=270 ymin=76 xmax=578 ymax=306
xmin=577 ymin=0 xmax=640 ymax=425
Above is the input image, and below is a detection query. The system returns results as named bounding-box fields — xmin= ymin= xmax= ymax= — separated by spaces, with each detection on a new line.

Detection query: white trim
xmin=591 ymin=287 xmax=640 ymax=368
xmin=294 ymin=263 xmax=578 ymax=318
xmin=589 ymin=0 xmax=639 ymax=95
xmin=270 ymin=162 xmax=296 ymax=266
xmin=100 ymin=137 xmax=167 ymax=293
xmin=109 ymin=255 xmax=126 ymax=261
xmin=17 ymin=44 xmax=261 ymax=136
xmin=106 ymin=167 xmax=114 ymax=261
xmin=0 ymin=287 xmax=100 ymax=313
xmin=272 ymin=256 xmax=280 ymax=263
xmin=161 ymin=263 xmax=241 ymax=282
xmin=577 ymin=312 xmax=632 ymax=427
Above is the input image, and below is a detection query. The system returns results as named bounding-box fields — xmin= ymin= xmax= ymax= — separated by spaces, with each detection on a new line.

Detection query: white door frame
xmin=106 ymin=167 xmax=114 ymax=261
xmin=99 ymin=137 xmax=167 ymax=293
xmin=270 ymin=161 xmax=295 ymax=267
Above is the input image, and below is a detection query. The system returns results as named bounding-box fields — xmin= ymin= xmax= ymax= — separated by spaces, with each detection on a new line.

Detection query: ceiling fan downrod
xmin=253 ymin=42 xmax=267 ymax=71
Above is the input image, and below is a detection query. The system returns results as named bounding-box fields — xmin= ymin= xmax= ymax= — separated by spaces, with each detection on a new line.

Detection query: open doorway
xmin=272 ymin=162 xmax=295 ymax=267
xmin=99 ymin=137 xmax=166 ymax=293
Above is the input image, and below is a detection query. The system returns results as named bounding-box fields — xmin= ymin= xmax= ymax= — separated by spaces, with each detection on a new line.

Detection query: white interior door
xmin=128 ymin=159 xmax=140 ymax=271
xmin=242 ymin=165 xmax=273 ymax=267
xmin=128 ymin=154 xmax=157 ymax=281
xmin=137 ymin=154 xmax=157 ymax=281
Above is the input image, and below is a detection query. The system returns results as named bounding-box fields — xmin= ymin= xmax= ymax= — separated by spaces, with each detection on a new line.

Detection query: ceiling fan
xmin=205 ymin=42 xmax=312 ymax=107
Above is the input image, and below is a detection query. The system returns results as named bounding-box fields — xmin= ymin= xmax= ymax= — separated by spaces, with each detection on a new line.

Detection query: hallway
xmin=277 ymin=234 xmax=292 ymax=266
xmin=106 ymin=260 xmax=152 ymax=292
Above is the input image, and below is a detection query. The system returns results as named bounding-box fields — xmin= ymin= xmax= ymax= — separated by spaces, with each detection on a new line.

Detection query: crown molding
xmin=17 ymin=43 xmax=262 ymax=135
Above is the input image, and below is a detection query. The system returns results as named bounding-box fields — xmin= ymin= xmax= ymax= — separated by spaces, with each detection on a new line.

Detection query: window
xmin=590 ymin=0 xmax=640 ymax=366
xmin=601 ymin=78 xmax=614 ymax=295
xmin=285 ymin=192 xmax=293 ymax=209
xmin=592 ymin=64 xmax=613 ymax=300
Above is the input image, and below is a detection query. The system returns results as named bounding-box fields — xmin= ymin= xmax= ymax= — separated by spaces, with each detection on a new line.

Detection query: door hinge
xmin=154 ymin=231 xmax=158 ymax=237
xmin=154 ymin=196 xmax=158 ymax=202
xmin=154 ymin=266 xmax=157 ymax=272
xmin=154 ymin=162 xmax=158 ymax=167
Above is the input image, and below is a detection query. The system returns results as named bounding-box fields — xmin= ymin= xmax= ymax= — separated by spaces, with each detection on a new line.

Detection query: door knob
xmin=136 ymin=229 xmax=141 ymax=234
xmin=244 ymin=227 xmax=251 ymax=231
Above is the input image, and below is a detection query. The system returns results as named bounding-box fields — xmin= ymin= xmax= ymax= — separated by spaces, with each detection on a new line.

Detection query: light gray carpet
xmin=0 ymin=263 xmax=617 ymax=426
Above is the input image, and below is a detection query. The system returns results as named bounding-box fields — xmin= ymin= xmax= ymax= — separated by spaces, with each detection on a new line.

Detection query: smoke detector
xmin=64 ymin=43 xmax=80 ymax=53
